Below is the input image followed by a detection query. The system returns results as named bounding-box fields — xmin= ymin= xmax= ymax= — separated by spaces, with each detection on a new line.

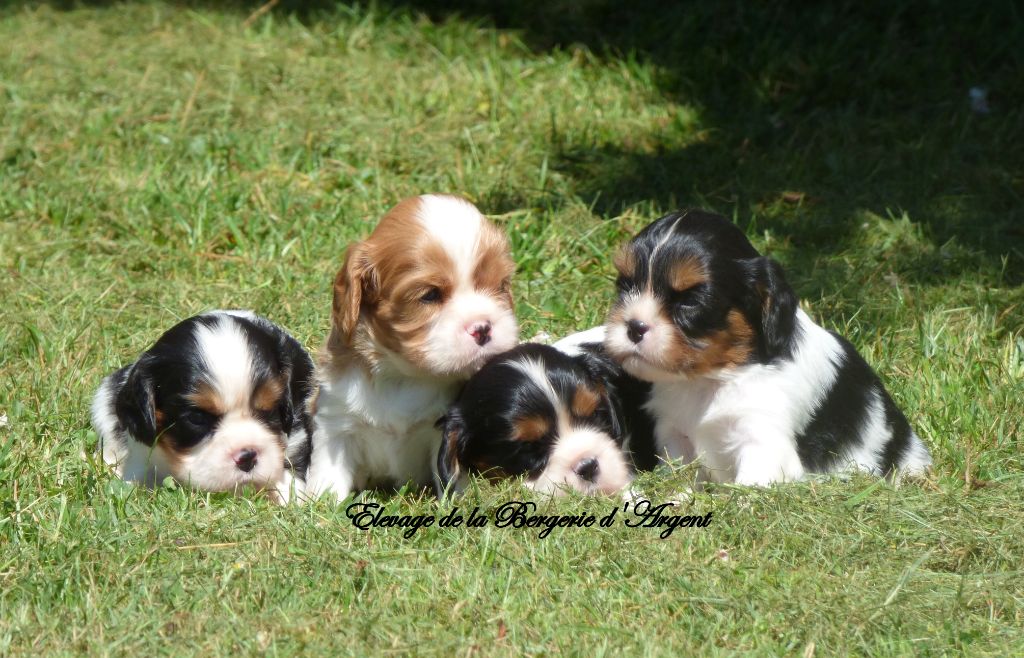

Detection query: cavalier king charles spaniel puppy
xmin=603 ymin=209 xmax=931 ymax=485
xmin=435 ymin=329 xmax=657 ymax=496
xmin=91 ymin=311 xmax=317 ymax=503
xmin=305 ymin=194 xmax=518 ymax=501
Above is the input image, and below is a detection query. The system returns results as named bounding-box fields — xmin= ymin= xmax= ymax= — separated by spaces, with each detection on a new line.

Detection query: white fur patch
xmin=91 ymin=373 xmax=127 ymax=467
xmin=194 ymin=316 xmax=254 ymax=409
xmin=416 ymin=194 xmax=485 ymax=272
xmin=552 ymin=326 xmax=607 ymax=356
xmin=305 ymin=364 xmax=457 ymax=502
xmin=419 ymin=291 xmax=518 ymax=377
xmin=526 ymin=428 xmax=633 ymax=496
xmin=503 ymin=357 xmax=570 ymax=431
xmin=174 ymin=416 xmax=285 ymax=493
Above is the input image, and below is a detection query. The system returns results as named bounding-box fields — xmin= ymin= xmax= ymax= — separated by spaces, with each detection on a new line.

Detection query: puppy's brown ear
xmin=329 ymin=242 xmax=374 ymax=346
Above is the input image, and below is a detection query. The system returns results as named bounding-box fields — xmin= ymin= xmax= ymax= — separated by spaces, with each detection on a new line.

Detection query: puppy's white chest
xmin=308 ymin=367 xmax=454 ymax=499
xmin=646 ymin=378 xmax=720 ymax=462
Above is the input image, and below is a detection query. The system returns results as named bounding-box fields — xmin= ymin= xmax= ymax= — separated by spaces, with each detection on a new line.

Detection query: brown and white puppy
xmin=305 ymin=194 xmax=518 ymax=501
xmin=91 ymin=311 xmax=317 ymax=504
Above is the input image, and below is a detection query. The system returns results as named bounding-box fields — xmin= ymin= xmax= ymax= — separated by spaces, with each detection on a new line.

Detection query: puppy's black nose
xmin=574 ymin=457 xmax=600 ymax=482
xmin=626 ymin=319 xmax=649 ymax=344
xmin=234 ymin=449 xmax=258 ymax=473
xmin=468 ymin=321 xmax=492 ymax=346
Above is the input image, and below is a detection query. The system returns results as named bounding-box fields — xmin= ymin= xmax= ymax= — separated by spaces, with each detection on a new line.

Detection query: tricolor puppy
xmin=435 ymin=330 xmax=657 ymax=497
xmin=306 ymin=194 xmax=518 ymax=501
xmin=604 ymin=209 xmax=931 ymax=485
xmin=91 ymin=311 xmax=317 ymax=503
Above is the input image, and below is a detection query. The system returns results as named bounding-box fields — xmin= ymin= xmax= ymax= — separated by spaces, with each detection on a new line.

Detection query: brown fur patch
xmin=252 ymin=378 xmax=284 ymax=413
xmin=669 ymin=257 xmax=707 ymax=292
xmin=571 ymin=385 xmax=602 ymax=417
xmin=305 ymin=385 xmax=320 ymax=416
xmin=665 ymin=308 xmax=755 ymax=375
xmin=473 ymin=220 xmax=515 ymax=306
xmin=511 ymin=415 xmax=550 ymax=442
xmin=185 ymin=383 xmax=225 ymax=415
xmin=154 ymin=435 xmax=186 ymax=474
xmin=613 ymin=244 xmax=636 ymax=278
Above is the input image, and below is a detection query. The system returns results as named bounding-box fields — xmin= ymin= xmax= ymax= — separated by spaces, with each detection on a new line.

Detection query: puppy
xmin=91 ymin=311 xmax=317 ymax=503
xmin=306 ymin=194 xmax=518 ymax=501
xmin=436 ymin=329 xmax=657 ymax=496
xmin=604 ymin=209 xmax=932 ymax=485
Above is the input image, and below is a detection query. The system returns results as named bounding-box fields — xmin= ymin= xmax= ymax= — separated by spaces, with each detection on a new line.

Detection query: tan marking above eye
xmin=669 ymin=257 xmax=707 ymax=292
xmin=472 ymin=236 xmax=515 ymax=293
xmin=512 ymin=415 xmax=550 ymax=442
xmin=252 ymin=378 xmax=284 ymax=412
xmin=613 ymin=245 xmax=636 ymax=278
xmin=186 ymin=383 xmax=226 ymax=415
xmin=571 ymin=385 xmax=602 ymax=417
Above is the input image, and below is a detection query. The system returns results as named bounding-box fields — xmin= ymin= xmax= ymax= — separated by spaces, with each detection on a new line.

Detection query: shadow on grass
xmin=14 ymin=0 xmax=1024 ymax=283
xmin=375 ymin=1 xmax=1024 ymax=278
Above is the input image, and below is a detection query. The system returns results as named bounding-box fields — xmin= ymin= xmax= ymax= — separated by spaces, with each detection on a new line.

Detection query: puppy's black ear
xmin=114 ymin=358 xmax=158 ymax=444
xmin=741 ymin=257 xmax=799 ymax=362
xmin=279 ymin=333 xmax=316 ymax=435
xmin=573 ymin=348 xmax=626 ymax=442
xmin=434 ymin=410 xmax=465 ymax=498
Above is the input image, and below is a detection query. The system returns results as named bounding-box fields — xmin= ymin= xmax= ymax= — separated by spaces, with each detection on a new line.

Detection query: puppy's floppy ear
xmin=571 ymin=348 xmax=627 ymax=444
xmin=329 ymin=241 xmax=375 ymax=346
xmin=434 ymin=410 xmax=465 ymax=498
xmin=740 ymin=256 xmax=798 ymax=362
xmin=113 ymin=358 xmax=158 ymax=445
xmin=277 ymin=332 xmax=316 ymax=434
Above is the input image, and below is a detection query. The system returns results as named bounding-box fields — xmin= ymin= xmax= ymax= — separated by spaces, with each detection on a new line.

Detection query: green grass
xmin=2 ymin=1 xmax=1023 ymax=655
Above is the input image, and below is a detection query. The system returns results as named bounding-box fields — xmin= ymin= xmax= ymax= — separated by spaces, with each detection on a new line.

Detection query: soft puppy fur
xmin=604 ymin=209 xmax=931 ymax=485
xmin=436 ymin=329 xmax=656 ymax=496
xmin=91 ymin=310 xmax=317 ymax=503
xmin=306 ymin=194 xmax=518 ymax=501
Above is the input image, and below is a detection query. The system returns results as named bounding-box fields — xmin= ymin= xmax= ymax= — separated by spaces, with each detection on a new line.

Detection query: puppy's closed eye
xmin=672 ymin=284 xmax=705 ymax=307
xmin=181 ymin=408 xmax=217 ymax=429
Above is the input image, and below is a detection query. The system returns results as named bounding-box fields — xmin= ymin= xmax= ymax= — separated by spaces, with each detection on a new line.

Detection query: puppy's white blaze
xmin=644 ymin=214 xmax=685 ymax=291
xmin=416 ymin=194 xmax=485 ymax=271
xmin=552 ymin=326 xmax=607 ymax=356
xmin=526 ymin=427 xmax=632 ymax=495
xmin=195 ymin=317 xmax=254 ymax=408
xmin=503 ymin=357 xmax=570 ymax=431
xmin=179 ymin=416 xmax=284 ymax=491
